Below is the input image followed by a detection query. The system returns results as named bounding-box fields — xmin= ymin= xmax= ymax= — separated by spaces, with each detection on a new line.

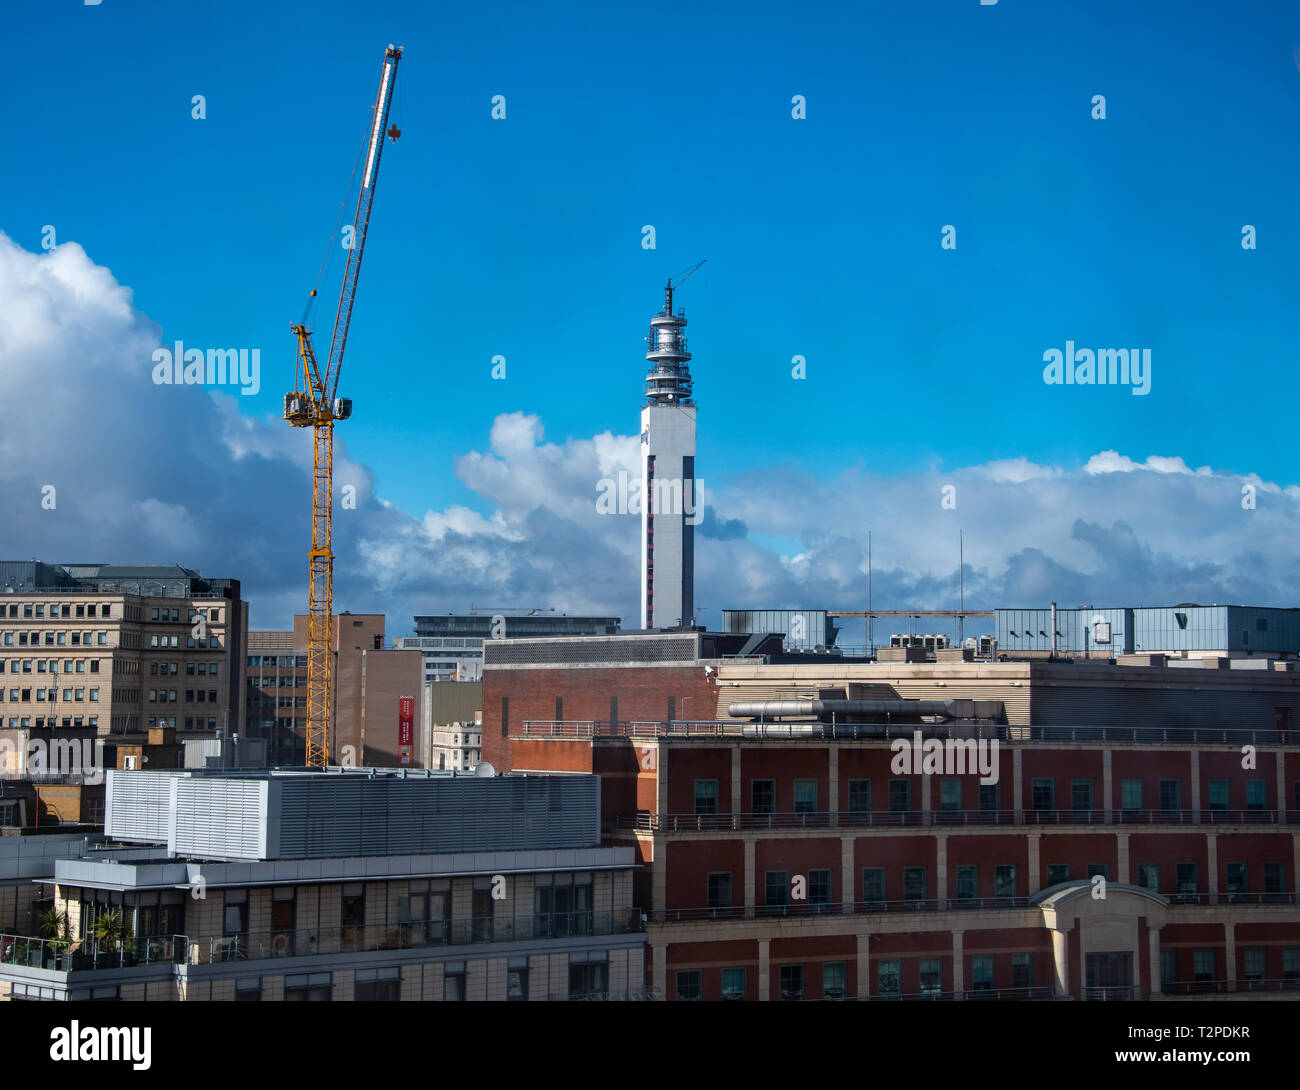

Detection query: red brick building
xmin=484 ymin=637 xmax=1300 ymax=1000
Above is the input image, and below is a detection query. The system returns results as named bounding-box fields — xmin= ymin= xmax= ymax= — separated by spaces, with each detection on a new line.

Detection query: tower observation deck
xmin=644 ymin=283 xmax=693 ymax=405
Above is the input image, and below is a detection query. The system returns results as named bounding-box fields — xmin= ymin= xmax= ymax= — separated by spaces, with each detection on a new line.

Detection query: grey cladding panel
xmin=270 ymin=774 xmax=599 ymax=860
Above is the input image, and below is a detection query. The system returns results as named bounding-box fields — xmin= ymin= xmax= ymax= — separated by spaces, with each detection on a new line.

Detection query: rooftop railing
xmin=647 ymin=889 xmax=1293 ymax=924
xmin=614 ymin=808 xmax=1300 ymax=832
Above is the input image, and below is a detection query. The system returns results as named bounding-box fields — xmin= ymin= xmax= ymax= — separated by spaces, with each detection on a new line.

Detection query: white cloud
xmin=3 ymin=230 xmax=1299 ymax=635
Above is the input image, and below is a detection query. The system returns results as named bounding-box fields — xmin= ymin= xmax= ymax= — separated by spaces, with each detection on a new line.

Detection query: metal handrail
xmin=614 ymin=808 xmax=1300 ymax=831
xmin=0 ymin=932 xmax=188 ymax=971
xmin=189 ymin=910 xmax=640 ymax=965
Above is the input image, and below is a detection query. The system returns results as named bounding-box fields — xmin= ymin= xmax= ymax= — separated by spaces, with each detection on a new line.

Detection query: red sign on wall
xmin=398 ymin=695 xmax=414 ymax=764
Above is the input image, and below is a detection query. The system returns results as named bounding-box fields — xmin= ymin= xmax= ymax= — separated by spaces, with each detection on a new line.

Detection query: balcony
xmin=0 ymin=912 xmax=641 ymax=978
xmin=0 ymin=933 xmax=186 ymax=972
xmin=649 ymin=897 xmax=1032 ymax=924
xmin=190 ymin=910 xmax=639 ymax=965
xmin=613 ymin=807 xmax=1300 ymax=832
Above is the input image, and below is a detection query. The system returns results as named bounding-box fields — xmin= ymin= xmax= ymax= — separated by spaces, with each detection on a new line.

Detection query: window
xmin=1283 ymin=948 xmax=1300 ymax=981
xmin=1176 ymin=862 xmax=1198 ymax=899
xmin=1160 ymin=948 xmax=1177 ymax=986
xmin=971 ymin=956 xmax=994 ymax=993
xmin=234 ymin=978 xmax=262 ymax=1001
xmin=1225 ymin=862 xmax=1247 ymax=899
xmin=285 ymin=973 xmax=332 ymax=1001
xmin=1242 ymin=949 xmax=1265 ymax=982
xmin=861 ymin=867 xmax=885 ymax=907
xmin=1046 ymin=864 xmax=1070 ymax=886
xmin=919 ymin=958 xmax=942 ymax=997
xmin=765 ymin=870 xmax=789 ymax=915
xmin=1032 ymin=779 xmax=1054 ymax=812
xmin=1160 ymin=779 xmax=1181 ymax=812
xmin=443 ymin=970 xmax=466 ymax=1002
xmin=341 ymin=885 xmax=364 ymax=941
xmin=1071 ymin=779 xmax=1093 ymax=812
xmin=506 ymin=966 xmax=529 ymax=1001
xmin=751 ymin=779 xmax=774 ymax=815
xmin=823 ymin=961 xmax=846 ymax=1000
xmin=778 ymin=964 xmax=803 ymax=1001
xmin=1246 ymin=780 xmax=1266 ymax=812
xmin=1011 ymin=953 xmax=1034 ymax=989
xmin=877 ymin=959 xmax=901 ymax=998
xmin=955 ymin=865 xmax=977 ymax=902
xmin=675 ymin=970 xmax=702 ymax=1001
xmin=1263 ymin=862 xmax=1284 ymax=897
xmin=355 ymin=968 xmax=400 ymax=1001
xmin=693 ymin=779 xmax=718 ymax=816
xmin=1087 ymin=863 xmax=1110 ymax=881
xmin=994 ymin=865 xmax=1017 ymax=900
xmin=808 ymin=869 xmax=832 ymax=911
xmin=888 ymin=779 xmax=911 ymax=813
xmin=979 ymin=780 xmax=998 ymax=812
xmin=1137 ymin=863 xmax=1159 ymax=891
xmin=1208 ymin=779 xmax=1228 ymax=813
xmin=793 ymin=779 xmax=817 ymax=814
xmin=223 ymin=891 xmax=248 ymax=935
xmin=903 ymin=866 xmax=926 ymax=904
xmin=721 ymin=967 xmax=746 ymax=1000
xmin=848 ymin=779 xmax=870 ymax=814
xmin=940 ymin=779 xmax=961 ymax=811
xmin=1193 ymin=949 xmax=1215 ymax=982
xmin=706 ymin=872 xmax=733 ymax=910
xmin=568 ymin=960 xmax=607 ymax=1000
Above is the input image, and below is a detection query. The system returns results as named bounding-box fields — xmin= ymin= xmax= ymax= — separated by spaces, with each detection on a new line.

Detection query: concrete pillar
xmin=1148 ymin=924 xmax=1162 ymax=998
xmin=1013 ymin=748 xmax=1023 ymax=822
xmin=857 ymin=932 xmax=870 ymax=999
xmin=744 ymin=839 xmax=756 ymax=913
xmin=952 ymin=930 xmax=964 ymax=1000
xmin=936 ymin=834 xmax=948 ymax=902
xmin=1190 ymin=749 xmax=1200 ymax=824
xmin=1027 ymin=832 xmax=1040 ymax=894
xmin=1275 ymin=749 xmax=1286 ymax=824
xmin=828 ymin=744 xmax=839 ymax=827
xmin=757 ymin=938 xmax=770 ymax=1001
xmin=1051 ymin=929 xmax=1070 ymax=997
xmin=1224 ymin=922 xmax=1236 ymax=992
xmin=1102 ymin=748 xmax=1113 ymax=823
xmin=653 ymin=942 xmax=666 ymax=998
xmin=841 ymin=836 xmax=855 ymax=910
xmin=1117 ymin=832 xmax=1130 ymax=885
xmin=921 ymin=771 xmax=932 ymax=826
xmin=1207 ymin=833 xmax=1218 ymax=903
xmin=730 ymin=746 xmax=741 ymax=817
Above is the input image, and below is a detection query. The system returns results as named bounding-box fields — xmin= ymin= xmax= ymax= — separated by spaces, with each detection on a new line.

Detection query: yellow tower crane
xmin=284 ymin=44 xmax=403 ymax=767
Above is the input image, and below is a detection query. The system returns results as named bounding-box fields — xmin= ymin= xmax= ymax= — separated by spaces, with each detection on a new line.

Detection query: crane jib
xmin=364 ymin=58 xmax=394 ymax=190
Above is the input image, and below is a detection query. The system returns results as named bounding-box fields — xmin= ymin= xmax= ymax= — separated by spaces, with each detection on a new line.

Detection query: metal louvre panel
xmin=171 ymin=779 xmax=266 ymax=859
xmin=104 ymin=770 xmax=186 ymax=843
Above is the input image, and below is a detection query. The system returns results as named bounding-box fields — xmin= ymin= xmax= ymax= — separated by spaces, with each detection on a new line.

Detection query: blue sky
xmin=3 ymin=1 xmax=1300 ymax=633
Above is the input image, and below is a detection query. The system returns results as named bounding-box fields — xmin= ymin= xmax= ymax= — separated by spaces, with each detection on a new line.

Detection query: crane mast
xmin=284 ymin=44 xmax=403 ymax=768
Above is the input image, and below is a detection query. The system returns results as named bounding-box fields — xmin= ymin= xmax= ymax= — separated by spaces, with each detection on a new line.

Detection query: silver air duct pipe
xmin=726 ymin=699 xmax=962 ymax=719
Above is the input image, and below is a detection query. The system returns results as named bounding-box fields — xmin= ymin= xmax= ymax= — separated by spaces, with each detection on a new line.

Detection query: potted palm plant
xmin=93 ymin=909 xmax=124 ymax=966
xmin=37 ymin=906 xmax=69 ymax=969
